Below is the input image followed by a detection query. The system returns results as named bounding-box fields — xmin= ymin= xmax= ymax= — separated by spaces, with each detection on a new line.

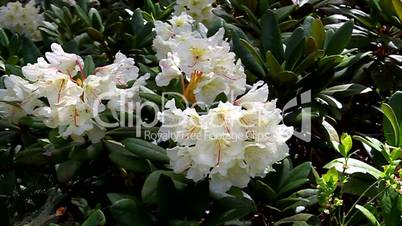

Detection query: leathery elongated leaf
xmin=325 ymin=20 xmax=354 ymax=55
xmin=122 ymin=138 xmax=169 ymax=163
xmin=261 ymin=10 xmax=284 ymax=62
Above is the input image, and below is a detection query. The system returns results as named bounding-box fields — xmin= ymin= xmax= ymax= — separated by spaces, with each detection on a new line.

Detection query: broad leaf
xmin=123 ymin=138 xmax=169 ymax=163
xmin=110 ymin=198 xmax=153 ymax=226
xmin=274 ymin=213 xmax=318 ymax=226
xmin=261 ymin=10 xmax=284 ymax=62
xmin=383 ymin=91 xmax=402 ymax=147
xmin=325 ymin=20 xmax=354 ymax=55
xmin=324 ymin=158 xmax=382 ymax=179
xmin=82 ymin=210 xmax=106 ymax=226
xmin=355 ymin=204 xmax=381 ymax=226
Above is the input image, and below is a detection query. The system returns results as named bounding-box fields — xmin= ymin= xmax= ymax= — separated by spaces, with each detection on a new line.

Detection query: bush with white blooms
xmin=2 ymin=0 xmax=398 ymax=225
xmin=159 ymin=81 xmax=293 ymax=194
xmin=0 ymin=43 xmax=148 ymax=142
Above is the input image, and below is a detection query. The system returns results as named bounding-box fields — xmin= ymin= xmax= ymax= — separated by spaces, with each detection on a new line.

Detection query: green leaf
xmin=353 ymin=135 xmax=384 ymax=153
xmin=0 ymin=28 xmax=9 ymax=47
xmin=381 ymin=188 xmax=402 ymax=226
xmin=254 ymin=180 xmax=277 ymax=201
xmin=56 ymin=160 xmax=81 ymax=183
xmin=74 ymin=5 xmax=91 ymax=26
xmin=232 ymin=31 xmax=266 ymax=78
xmin=110 ymin=199 xmax=153 ymax=226
xmin=322 ymin=120 xmax=340 ymax=152
xmin=277 ymin=178 xmax=309 ymax=196
xmin=107 ymin=193 xmax=135 ymax=204
xmin=278 ymin=71 xmax=298 ymax=85
xmin=89 ymin=8 xmax=104 ymax=32
xmin=285 ymin=27 xmax=305 ymax=70
xmin=392 ymin=0 xmax=402 ymax=23
xmin=320 ymin=167 xmax=338 ymax=190
xmin=142 ymin=170 xmax=187 ymax=204
xmin=294 ymin=50 xmax=324 ymax=73
xmin=157 ymin=174 xmax=179 ymax=218
xmin=122 ymin=138 xmax=169 ymax=163
xmin=15 ymin=145 xmax=72 ymax=165
xmin=321 ymin=84 xmax=372 ymax=97
xmin=323 ymin=158 xmax=382 ymax=179
xmin=86 ymin=27 xmax=104 ymax=41
xmin=144 ymin=0 xmax=157 ymax=16
xmin=266 ymin=51 xmax=283 ymax=83
xmin=355 ymin=205 xmax=381 ymax=226
xmin=382 ymin=103 xmax=400 ymax=147
xmin=69 ymin=144 xmax=103 ymax=161
xmin=139 ymin=92 xmax=163 ymax=106
xmin=83 ymin=55 xmax=95 ymax=76
xmin=383 ymin=91 xmax=402 ymax=147
xmin=274 ymin=213 xmax=316 ymax=226
xmin=261 ymin=10 xmax=284 ymax=62
xmin=239 ymin=5 xmax=260 ymax=29
xmin=82 ymin=210 xmax=106 ymax=226
xmin=136 ymin=23 xmax=155 ymax=48
xmin=339 ymin=133 xmax=353 ymax=157
xmin=109 ymin=151 xmax=151 ymax=173
xmin=278 ymin=158 xmax=292 ymax=189
xmin=275 ymin=4 xmax=297 ymax=21
xmin=317 ymin=94 xmax=342 ymax=109
xmin=279 ymin=19 xmax=299 ymax=31
xmin=325 ymin=20 xmax=354 ymax=55
xmin=21 ymin=37 xmax=41 ymax=64
xmin=203 ymin=196 xmax=256 ymax=226
xmin=183 ymin=180 xmax=210 ymax=219
xmin=50 ymin=4 xmax=65 ymax=23
xmin=310 ymin=19 xmax=325 ymax=49
xmin=287 ymin=162 xmax=312 ymax=182
xmin=343 ymin=175 xmax=377 ymax=196
xmin=18 ymin=116 xmax=47 ymax=129
xmin=239 ymin=39 xmax=265 ymax=70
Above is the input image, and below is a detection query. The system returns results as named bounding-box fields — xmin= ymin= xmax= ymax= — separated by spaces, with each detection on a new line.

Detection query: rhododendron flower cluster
xmin=0 ymin=0 xmax=44 ymax=41
xmin=158 ymin=82 xmax=293 ymax=194
xmin=153 ymin=12 xmax=246 ymax=106
xmin=0 ymin=43 xmax=147 ymax=142
xmin=174 ymin=0 xmax=214 ymax=24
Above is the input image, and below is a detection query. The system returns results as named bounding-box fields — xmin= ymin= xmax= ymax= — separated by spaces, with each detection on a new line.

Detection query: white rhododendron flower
xmin=153 ymin=13 xmax=246 ymax=106
xmin=0 ymin=1 xmax=44 ymax=41
xmin=174 ymin=0 xmax=214 ymax=24
xmin=0 ymin=43 xmax=147 ymax=142
xmin=158 ymin=82 xmax=293 ymax=194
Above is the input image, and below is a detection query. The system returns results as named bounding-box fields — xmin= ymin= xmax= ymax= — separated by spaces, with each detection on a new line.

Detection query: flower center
xmin=190 ymin=47 xmax=207 ymax=61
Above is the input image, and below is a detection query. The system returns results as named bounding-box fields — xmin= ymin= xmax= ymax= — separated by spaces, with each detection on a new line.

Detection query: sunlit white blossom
xmin=174 ymin=0 xmax=214 ymax=24
xmin=153 ymin=13 xmax=246 ymax=106
xmin=0 ymin=1 xmax=44 ymax=41
xmin=0 ymin=44 xmax=147 ymax=141
xmin=159 ymin=82 xmax=293 ymax=194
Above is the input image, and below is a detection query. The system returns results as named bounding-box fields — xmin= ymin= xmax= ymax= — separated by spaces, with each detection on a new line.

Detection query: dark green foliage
xmin=0 ymin=0 xmax=401 ymax=226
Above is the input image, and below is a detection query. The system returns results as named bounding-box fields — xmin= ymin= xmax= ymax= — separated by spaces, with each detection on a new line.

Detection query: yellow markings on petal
xmin=187 ymin=115 xmax=201 ymax=134
xmin=175 ymin=18 xmax=185 ymax=27
xmin=184 ymin=70 xmax=203 ymax=103
xmin=215 ymin=138 xmax=230 ymax=166
xmin=57 ymin=79 xmax=66 ymax=104
xmin=190 ymin=47 xmax=207 ymax=61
